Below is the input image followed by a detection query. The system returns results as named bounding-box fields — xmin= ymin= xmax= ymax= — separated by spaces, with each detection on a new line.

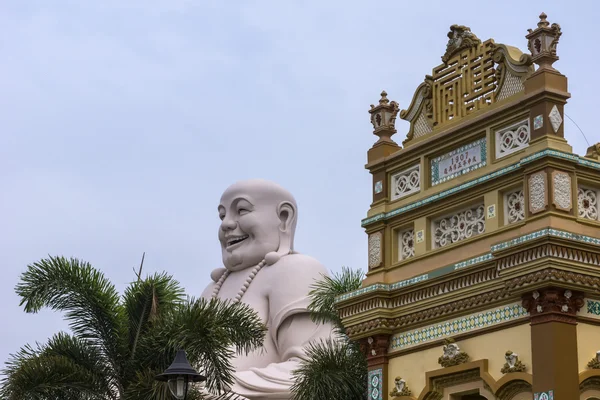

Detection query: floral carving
xmin=528 ymin=172 xmax=547 ymax=214
xmin=501 ymin=350 xmax=527 ymax=373
xmin=522 ymin=287 xmax=584 ymax=324
xmin=391 ymin=165 xmax=420 ymax=200
xmin=368 ymin=232 xmax=382 ymax=269
xmin=433 ymin=204 xmax=485 ymax=248
xmin=578 ymin=186 xmax=598 ymax=221
xmin=552 ymin=171 xmax=571 ymax=211
xmin=506 ymin=189 xmax=525 ymax=224
xmin=588 ymin=351 xmax=600 ymax=369
xmin=400 ymin=229 xmax=415 ymax=260
xmin=496 ymin=120 xmax=530 ymax=158
xmin=549 ymin=105 xmax=563 ymax=133
xmin=390 ymin=377 xmax=412 ymax=397
xmin=438 ymin=338 xmax=469 ymax=367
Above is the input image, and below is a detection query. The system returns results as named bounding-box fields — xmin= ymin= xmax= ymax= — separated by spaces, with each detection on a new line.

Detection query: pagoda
xmin=337 ymin=13 xmax=600 ymax=400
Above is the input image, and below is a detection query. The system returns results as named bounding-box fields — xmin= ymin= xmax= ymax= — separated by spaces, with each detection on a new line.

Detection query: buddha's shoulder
xmin=264 ymin=253 xmax=328 ymax=278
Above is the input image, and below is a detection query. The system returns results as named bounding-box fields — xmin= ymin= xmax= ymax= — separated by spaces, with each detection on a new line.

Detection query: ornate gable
xmin=400 ymin=25 xmax=534 ymax=145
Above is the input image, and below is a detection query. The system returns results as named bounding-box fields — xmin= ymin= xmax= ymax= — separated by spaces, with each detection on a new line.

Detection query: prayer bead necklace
xmin=211 ymin=259 xmax=266 ymax=303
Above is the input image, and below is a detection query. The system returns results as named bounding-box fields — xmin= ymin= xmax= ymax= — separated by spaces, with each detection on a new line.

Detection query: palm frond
xmin=308 ymin=267 xmax=364 ymax=329
xmin=123 ymin=272 xmax=184 ymax=362
xmin=15 ymin=256 xmax=125 ymax=379
xmin=137 ymin=298 xmax=266 ymax=395
xmin=1 ymin=338 xmax=113 ymax=400
xmin=291 ymin=338 xmax=367 ymax=400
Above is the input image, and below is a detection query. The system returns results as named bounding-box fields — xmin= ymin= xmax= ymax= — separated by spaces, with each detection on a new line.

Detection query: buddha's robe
xmin=201 ymin=253 xmax=334 ymax=400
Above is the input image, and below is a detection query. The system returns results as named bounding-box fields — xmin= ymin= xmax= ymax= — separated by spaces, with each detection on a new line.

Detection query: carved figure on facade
xmin=587 ymin=351 xmax=600 ymax=369
xmin=389 ymin=376 xmax=412 ymax=397
xmin=442 ymin=25 xmax=482 ymax=63
xmin=500 ymin=350 xmax=527 ymax=373
xmin=438 ymin=338 xmax=469 ymax=367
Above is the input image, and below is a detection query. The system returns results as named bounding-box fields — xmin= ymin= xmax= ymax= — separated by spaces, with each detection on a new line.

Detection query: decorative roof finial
xmin=369 ymin=90 xmax=399 ymax=145
xmin=526 ymin=12 xmax=562 ymax=72
xmin=538 ymin=12 xmax=549 ymax=28
xmin=378 ymin=91 xmax=390 ymax=105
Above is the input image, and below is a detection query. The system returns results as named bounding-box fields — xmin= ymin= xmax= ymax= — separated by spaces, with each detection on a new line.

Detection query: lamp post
xmin=156 ymin=350 xmax=205 ymax=400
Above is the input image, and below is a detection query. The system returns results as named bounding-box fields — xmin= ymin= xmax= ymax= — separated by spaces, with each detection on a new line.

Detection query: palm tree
xmin=1 ymin=256 xmax=266 ymax=400
xmin=291 ymin=267 xmax=368 ymax=400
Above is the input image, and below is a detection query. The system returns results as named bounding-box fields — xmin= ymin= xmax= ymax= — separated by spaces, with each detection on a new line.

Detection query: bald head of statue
xmin=217 ymin=179 xmax=298 ymax=272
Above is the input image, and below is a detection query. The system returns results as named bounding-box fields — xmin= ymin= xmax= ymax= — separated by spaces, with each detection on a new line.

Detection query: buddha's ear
xmin=277 ymin=201 xmax=297 ymax=234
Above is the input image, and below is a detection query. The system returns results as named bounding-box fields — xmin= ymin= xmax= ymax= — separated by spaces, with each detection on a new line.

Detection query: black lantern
xmin=156 ymin=350 xmax=205 ymax=399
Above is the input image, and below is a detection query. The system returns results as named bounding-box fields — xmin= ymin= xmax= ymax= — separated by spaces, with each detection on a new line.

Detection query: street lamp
xmin=156 ymin=349 xmax=205 ymax=400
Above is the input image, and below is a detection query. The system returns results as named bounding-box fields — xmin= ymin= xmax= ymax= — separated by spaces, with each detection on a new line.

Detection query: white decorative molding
xmin=552 ymin=171 xmax=572 ymax=211
xmin=391 ymin=165 xmax=420 ymax=200
xmin=430 ymin=138 xmax=487 ymax=186
xmin=505 ymin=189 xmax=525 ymax=224
xmin=432 ymin=204 xmax=485 ymax=249
xmin=495 ymin=119 xmax=530 ymax=159
xmin=549 ymin=105 xmax=563 ymax=133
xmin=528 ymin=172 xmax=547 ymax=214
xmin=399 ymin=229 xmax=415 ymax=261
xmin=578 ymin=186 xmax=599 ymax=221
xmin=368 ymin=232 xmax=383 ymax=269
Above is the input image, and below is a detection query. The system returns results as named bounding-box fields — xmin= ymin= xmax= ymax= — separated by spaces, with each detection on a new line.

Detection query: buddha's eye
xmin=219 ymin=213 xmax=225 ymax=221
xmin=238 ymin=208 xmax=250 ymax=216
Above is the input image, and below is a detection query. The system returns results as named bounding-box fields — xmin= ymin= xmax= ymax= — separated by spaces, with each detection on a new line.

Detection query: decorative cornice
xmin=337 ymin=228 xmax=600 ymax=305
xmin=362 ymin=149 xmax=600 ymax=227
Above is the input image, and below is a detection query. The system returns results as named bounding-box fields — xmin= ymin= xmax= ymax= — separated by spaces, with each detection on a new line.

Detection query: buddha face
xmin=218 ymin=180 xmax=296 ymax=271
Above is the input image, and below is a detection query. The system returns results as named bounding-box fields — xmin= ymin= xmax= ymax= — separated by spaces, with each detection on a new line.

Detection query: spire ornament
xmin=442 ymin=24 xmax=482 ymax=64
xmin=369 ymin=91 xmax=400 ymax=145
xmin=526 ymin=12 xmax=562 ymax=71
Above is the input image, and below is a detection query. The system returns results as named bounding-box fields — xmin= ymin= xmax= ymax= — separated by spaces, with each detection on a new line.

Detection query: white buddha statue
xmin=201 ymin=179 xmax=334 ymax=399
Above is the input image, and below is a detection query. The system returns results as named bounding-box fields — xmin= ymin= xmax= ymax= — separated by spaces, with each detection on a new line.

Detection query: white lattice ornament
xmin=399 ymin=229 xmax=415 ymax=260
xmin=495 ymin=119 xmax=530 ymax=158
xmin=433 ymin=204 xmax=486 ymax=248
xmin=505 ymin=189 xmax=525 ymax=224
xmin=578 ymin=186 xmax=599 ymax=221
xmin=391 ymin=165 xmax=420 ymax=200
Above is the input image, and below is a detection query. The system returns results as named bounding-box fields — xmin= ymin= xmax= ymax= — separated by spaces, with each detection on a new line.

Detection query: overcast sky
xmin=1 ymin=1 xmax=597 ymax=369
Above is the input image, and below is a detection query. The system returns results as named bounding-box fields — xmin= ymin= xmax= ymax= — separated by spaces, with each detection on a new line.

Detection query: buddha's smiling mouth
xmin=226 ymin=235 xmax=249 ymax=249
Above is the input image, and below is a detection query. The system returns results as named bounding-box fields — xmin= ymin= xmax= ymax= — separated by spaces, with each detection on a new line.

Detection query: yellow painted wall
xmin=388 ymin=323 xmax=532 ymax=397
xmin=578 ymin=322 xmax=600 ymax=373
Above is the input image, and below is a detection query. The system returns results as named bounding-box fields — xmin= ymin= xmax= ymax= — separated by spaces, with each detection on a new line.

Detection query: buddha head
xmin=218 ymin=179 xmax=297 ymax=271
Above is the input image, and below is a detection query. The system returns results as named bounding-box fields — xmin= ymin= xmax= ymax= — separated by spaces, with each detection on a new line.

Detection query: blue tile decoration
xmin=588 ymin=300 xmax=600 ymax=316
xmin=431 ymin=138 xmax=487 ymax=186
xmin=374 ymin=180 xmax=383 ymax=194
xmin=336 ymin=228 xmax=600 ymax=304
xmin=362 ymin=149 xmax=600 ymax=227
xmin=390 ymin=303 xmax=528 ymax=350
xmin=368 ymin=368 xmax=383 ymax=400
xmin=534 ymin=390 xmax=554 ymax=400
xmin=533 ymin=115 xmax=544 ymax=130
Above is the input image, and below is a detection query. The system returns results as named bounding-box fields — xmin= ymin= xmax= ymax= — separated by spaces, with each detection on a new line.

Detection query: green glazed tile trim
xmin=362 ymin=149 xmax=600 ymax=227
xmin=587 ymin=300 xmax=600 ymax=316
xmin=335 ymin=253 xmax=493 ymax=302
xmin=390 ymin=303 xmax=528 ymax=350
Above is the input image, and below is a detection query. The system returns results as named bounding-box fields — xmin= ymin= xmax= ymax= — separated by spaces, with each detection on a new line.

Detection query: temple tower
xmin=337 ymin=14 xmax=600 ymax=400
